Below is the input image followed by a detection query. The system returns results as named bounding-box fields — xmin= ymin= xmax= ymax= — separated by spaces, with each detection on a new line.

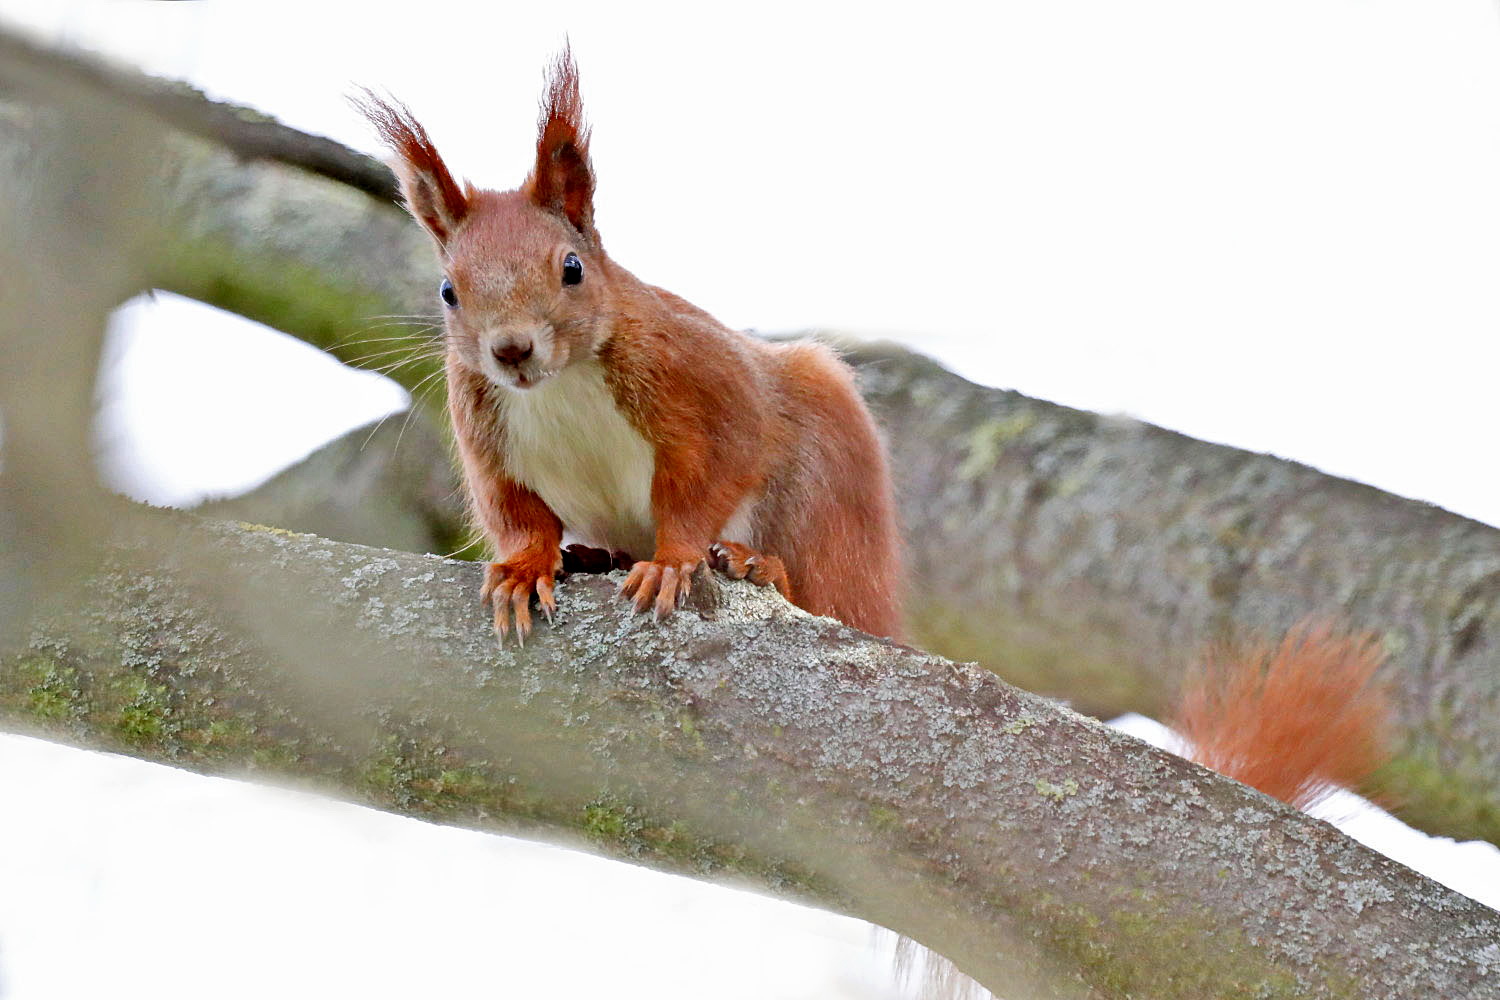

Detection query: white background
xmin=1 ymin=2 xmax=1499 ymax=998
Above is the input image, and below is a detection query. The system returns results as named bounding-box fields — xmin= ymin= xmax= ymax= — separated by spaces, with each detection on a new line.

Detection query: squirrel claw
xmin=482 ymin=554 xmax=561 ymax=646
xmin=620 ymin=558 xmax=701 ymax=620
xmin=707 ymin=541 xmax=792 ymax=601
xmin=536 ymin=575 xmax=556 ymax=625
xmin=653 ymin=565 xmax=680 ymax=620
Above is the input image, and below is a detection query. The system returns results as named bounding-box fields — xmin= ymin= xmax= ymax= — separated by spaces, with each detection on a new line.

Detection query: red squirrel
xmin=357 ymin=50 xmax=903 ymax=643
xmin=1173 ymin=619 xmax=1392 ymax=810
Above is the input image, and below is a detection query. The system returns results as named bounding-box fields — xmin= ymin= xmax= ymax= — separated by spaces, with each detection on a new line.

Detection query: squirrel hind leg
xmin=708 ymin=541 xmax=793 ymax=602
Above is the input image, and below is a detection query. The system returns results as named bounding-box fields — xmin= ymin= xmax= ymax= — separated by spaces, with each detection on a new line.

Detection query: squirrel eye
xmin=439 ymin=278 xmax=459 ymax=309
xmin=562 ymin=252 xmax=584 ymax=287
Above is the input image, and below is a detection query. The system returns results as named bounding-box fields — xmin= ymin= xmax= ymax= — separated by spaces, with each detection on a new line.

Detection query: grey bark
xmin=4 ymin=512 xmax=1497 ymax=1000
xmin=4 ymin=28 xmax=1498 ymax=848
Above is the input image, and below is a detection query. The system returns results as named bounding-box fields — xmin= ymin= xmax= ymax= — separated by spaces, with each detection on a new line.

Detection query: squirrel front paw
xmin=708 ymin=541 xmax=792 ymax=601
xmin=618 ymin=556 xmax=703 ymax=620
xmin=481 ymin=549 xmax=563 ymax=645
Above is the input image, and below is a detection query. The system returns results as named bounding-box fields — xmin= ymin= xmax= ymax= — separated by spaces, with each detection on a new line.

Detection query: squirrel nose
xmin=492 ymin=341 xmax=533 ymax=368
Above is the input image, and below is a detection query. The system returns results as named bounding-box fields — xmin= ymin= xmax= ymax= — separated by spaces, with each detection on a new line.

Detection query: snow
xmin=0 ymin=732 xmax=910 ymax=1000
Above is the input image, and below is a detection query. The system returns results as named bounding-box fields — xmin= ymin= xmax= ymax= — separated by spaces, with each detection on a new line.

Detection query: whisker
xmin=359 ymin=361 xmax=450 ymax=454
xmin=342 ymin=343 xmax=423 ymax=361
xmin=391 ymin=394 xmax=428 ymax=456
xmin=333 ymin=329 xmax=444 ymax=350
xmin=359 ymin=408 xmax=403 ymax=453
xmin=403 ymin=367 xmax=449 ymax=406
xmin=438 ymin=540 xmax=476 ymax=560
xmin=337 ymin=332 xmax=444 ymax=347
xmin=343 ymin=345 xmax=446 ymax=368
xmin=338 ymin=327 xmax=440 ymax=343
xmin=358 ymin=318 xmax=445 ymax=330
xmin=367 ymin=366 xmax=449 ymax=463
xmin=368 ymin=354 xmax=446 ymax=378
xmin=403 ymin=372 xmax=449 ymax=418
xmin=348 ymin=314 xmax=445 ymax=331
xmin=331 ymin=321 xmax=447 ymax=346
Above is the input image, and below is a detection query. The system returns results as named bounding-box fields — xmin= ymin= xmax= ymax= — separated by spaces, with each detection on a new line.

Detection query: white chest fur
xmin=500 ymin=361 xmax=657 ymax=557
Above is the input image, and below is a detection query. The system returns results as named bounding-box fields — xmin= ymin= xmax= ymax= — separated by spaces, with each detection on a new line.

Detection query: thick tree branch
xmin=3 ymin=28 xmax=1498 ymax=847
xmin=3 ymin=513 xmax=1496 ymax=1000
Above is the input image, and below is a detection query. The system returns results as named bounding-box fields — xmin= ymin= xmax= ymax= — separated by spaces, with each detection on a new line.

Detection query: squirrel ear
xmin=353 ymin=91 xmax=469 ymax=247
xmin=526 ymin=45 xmax=596 ymax=240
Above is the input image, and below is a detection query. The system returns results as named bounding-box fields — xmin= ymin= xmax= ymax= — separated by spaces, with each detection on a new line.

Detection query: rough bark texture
xmin=4 ymin=28 xmax=1498 ymax=847
xmin=3 ymin=513 xmax=1497 ymax=1000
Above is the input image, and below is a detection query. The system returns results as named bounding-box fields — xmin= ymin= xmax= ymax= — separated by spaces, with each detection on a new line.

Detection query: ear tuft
xmin=352 ymin=89 xmax=469 ymax=246
xmin=526 ymin=44 xmax=596 ymax=239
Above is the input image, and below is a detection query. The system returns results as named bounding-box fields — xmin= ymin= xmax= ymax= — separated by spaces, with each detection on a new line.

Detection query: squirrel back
xmin=1173 ymin=619 xmax=1393 ymax=810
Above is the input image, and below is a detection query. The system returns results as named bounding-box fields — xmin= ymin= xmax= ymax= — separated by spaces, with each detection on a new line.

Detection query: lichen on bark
xmin=2 ymin=512 xmax=1496 ymax=1000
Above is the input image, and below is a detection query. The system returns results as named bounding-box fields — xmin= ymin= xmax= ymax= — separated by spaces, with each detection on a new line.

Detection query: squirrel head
xmin=356 ymin=46 xmax=607 ymax=392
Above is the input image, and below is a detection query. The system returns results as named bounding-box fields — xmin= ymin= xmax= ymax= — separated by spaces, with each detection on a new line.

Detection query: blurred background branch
xmin=0 ymin=34 xmax=162 ymax=638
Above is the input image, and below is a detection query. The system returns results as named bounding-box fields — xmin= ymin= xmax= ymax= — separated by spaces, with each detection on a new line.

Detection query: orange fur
xmin=709 ymin=541 xmax=792 ymax=602
xmin=1173 ymin=620 xmax=1392 ymax=809
xmin=351 ymin=89 xmax=469 ymax=246
xmin=359 ymin=50 xmax=903 ymax=643
xmin=525 ymin=46 xmax=596 ymax=239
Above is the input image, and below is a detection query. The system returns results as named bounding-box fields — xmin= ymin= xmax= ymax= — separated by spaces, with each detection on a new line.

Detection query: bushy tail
xmin=1173 ymin=619 xmax=1392 ymax=810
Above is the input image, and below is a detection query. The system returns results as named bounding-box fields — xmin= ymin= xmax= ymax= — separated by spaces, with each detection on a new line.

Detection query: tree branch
xmin=0 ymin=52 xmax=164 ymax=640
xmin=3 ymin=513 xmax=1496 ymax=1000
xmin=0 ymin=27 xmax=397 ymax=201
xmin=4 ymin=26 xmax=1498 ymax=847
xmin=846 ymin=340 xmax=1500 ymax=846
